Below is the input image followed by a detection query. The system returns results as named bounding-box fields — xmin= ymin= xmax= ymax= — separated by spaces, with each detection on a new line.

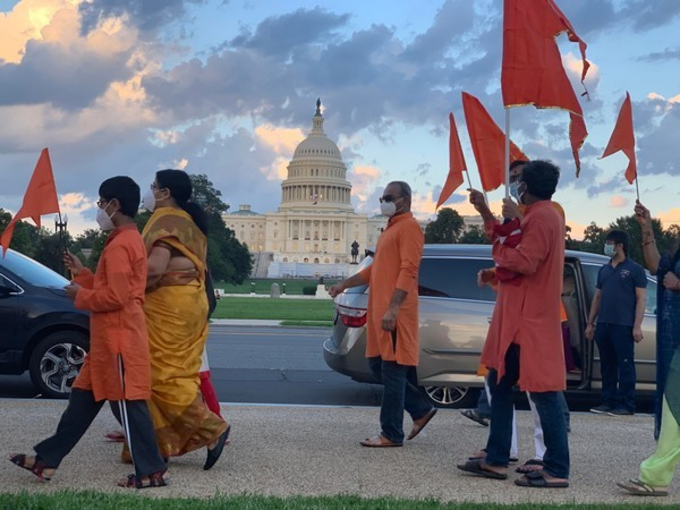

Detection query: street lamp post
xmin=54 ymin=213 xmax=69 ymax=276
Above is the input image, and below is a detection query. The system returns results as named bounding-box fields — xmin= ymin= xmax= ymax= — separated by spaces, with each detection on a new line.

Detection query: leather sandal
xmin=118 ymin=469 xmax=170 ymax=489
xmin=360 ymin=434 xmax=403 ymax=447
xmin=8 ymin=454 xmax=54 ymax=482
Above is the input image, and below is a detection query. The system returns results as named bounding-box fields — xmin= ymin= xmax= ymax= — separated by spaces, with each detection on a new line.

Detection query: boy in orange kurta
xmin=457 ymin=161 xmax=569 ymax=488
xmin=329 ymin=181 xmax=436 ymax=447
xmin=9 ymin=177 xmax=168 ymax=489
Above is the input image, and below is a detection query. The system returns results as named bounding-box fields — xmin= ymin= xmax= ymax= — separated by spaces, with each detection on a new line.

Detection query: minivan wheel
xmin=422 ymin=385 xmax=478 ymax=409
xmin=29 ymin=331 xmax=88 ymax=399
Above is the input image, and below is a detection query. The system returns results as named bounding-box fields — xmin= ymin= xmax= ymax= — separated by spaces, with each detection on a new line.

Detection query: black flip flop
xmin=515 ymin=470 xmax=569 ymax=488
xmin=460 ymin=409 xmax=490 ymax=427
xmin=457 ymin=459 xmax=508 ymax=480
xmin=515 ymin=459 xmax=544 ymax=473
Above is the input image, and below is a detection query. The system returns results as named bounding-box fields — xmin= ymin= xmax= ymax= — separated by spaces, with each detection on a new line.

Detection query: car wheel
xmin=422 ymin=385 xmax=479 ymax=409
xmin=29 ymin=331 xmax=88 ymax=399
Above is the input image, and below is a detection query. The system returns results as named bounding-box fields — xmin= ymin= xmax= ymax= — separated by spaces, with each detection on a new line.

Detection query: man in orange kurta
xmin=329 ymin=181 xmax=436 ymax=447
xmin=9 ymin=177 xmax=168 ymax=489
xmin=457 ymin=161 xmax=569 ymax=488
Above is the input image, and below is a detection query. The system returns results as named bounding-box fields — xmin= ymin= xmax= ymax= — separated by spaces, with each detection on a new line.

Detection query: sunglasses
xmin=379 ymin=195 xmax=403 ymax=204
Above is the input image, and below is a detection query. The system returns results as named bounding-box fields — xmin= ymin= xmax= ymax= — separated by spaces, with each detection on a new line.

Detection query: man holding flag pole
xmin=457 ymin=0 xmax=592 ymax=489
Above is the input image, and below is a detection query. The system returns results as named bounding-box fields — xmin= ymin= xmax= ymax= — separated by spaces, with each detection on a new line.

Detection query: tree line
xmin=425 ymin=207 xmax=679 ymax=266
xmin=0 ymin=174 xmax=252 ymax=284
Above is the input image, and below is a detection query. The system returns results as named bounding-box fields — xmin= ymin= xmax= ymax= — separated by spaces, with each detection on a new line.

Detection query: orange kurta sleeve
xmin=357 ymin=264 xmax=373 ymax=285
xmin=73 ymin=268 xmax=95 ymax=289
xmin=395 ymin=224 xmax=423 ymax=292
xmin=75 ymin=244 xmax=134 ymax=313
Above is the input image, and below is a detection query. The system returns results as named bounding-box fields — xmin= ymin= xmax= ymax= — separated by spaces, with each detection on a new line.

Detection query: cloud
xmin=229 ymin=7 xmax=350 ymax=56
xmin=349 ymin=165 xmax=382 ymax=210
xmin=638 ymin=47 xmax=680 ymax=62
xmin=0 ymin=3 xmax=140 ymax=110
xmin=609 ymin=195 xmax=628 ymax=208
xmin=254 ymin=124 xmax=305 ymax=155
xmin=657 ymin=207 xmax=680 ymax=227
xmin=78 ymin=0 xmax=205 ymax=34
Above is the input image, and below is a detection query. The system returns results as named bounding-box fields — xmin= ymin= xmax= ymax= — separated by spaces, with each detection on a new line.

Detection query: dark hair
xmin=509 ymin=160 xmax=529 ymax=172
xmin=389 ymin=181 xmax=412 ymax=199
xmin=156 ymin=169 xmax=209 ymax=235
xmin=99 ymin=176 xmax=140 ymax=218
xmin=520 ymin=160 xmax=559 ymax=200
xmin=605 ymin=229 xmax=629 ymax=255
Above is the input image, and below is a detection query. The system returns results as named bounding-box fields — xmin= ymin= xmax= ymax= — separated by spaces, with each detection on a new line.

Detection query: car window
xmin=582 ymin=262 xmax=657 ymax=316
xmin=344 ymin=255 xmax=372 ymax=294
xmin=645 ymin=278 xmax=657 ymax=315
xmin=418 ymin=258 xmax=496 ymax=301
xmin=0 ymin=250 xmax=69 ymax=289
xmin=581 ymin=263 xmax=600 ymax=310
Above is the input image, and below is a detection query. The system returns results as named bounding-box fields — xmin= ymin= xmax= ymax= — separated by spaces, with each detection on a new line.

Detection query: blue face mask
xmin=604 ymin=244 xmax=616 ymax=258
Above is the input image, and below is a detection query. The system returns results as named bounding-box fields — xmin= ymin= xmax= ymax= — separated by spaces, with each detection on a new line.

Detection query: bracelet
xmin=642 ymin=239 xmax=656 ymax=246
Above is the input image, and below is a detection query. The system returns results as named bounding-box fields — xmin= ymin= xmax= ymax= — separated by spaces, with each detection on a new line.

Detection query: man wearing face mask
xmin=9 ymin=177 xmax=168 ymax=489
xmin=586 ymin=230 xmax=647 ymax=416
xmin=458 ymin=160 xmax=570 ymax=488
xmin=328 ymin=181 xmax=436 ymax=447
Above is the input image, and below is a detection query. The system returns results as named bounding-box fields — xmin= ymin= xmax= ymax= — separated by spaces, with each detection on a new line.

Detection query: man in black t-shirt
xmin=586 ymin=229 xmax=647 ymax=416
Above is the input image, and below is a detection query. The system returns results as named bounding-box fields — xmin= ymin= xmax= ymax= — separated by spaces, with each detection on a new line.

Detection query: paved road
xmin=0 ymin=326 xmax=382 ymax=406
xmin=0 ymin=325 xmax=653 ymax=413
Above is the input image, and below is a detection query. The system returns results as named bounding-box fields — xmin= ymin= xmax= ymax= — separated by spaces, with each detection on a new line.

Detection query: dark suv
xmin=0 ymin=249 xmax=89 ymax=398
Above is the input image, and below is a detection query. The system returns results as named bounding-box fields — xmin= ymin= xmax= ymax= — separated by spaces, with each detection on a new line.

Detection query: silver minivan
xmin=323 ymin=244 xmax=658 ymax=408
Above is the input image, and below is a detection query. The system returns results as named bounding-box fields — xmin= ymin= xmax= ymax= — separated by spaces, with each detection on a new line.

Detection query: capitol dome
xmin=279 ymin=99 xmax=353 ymax=212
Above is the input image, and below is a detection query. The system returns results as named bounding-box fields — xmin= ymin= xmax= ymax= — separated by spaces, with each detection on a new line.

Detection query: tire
xmin=421 ymin=385 xmax=479 ymax=409
xmin=29 ymin=331 xmax=88 ymax=399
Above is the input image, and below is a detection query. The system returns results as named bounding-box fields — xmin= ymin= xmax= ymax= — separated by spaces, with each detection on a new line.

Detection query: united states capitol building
xmin=224 ymin=100 xmax=386 ymax=278
xmin=224 ymin=100 xmax=485 ymax=278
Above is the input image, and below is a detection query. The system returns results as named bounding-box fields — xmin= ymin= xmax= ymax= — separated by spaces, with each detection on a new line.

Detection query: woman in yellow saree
xmin=132 ymin=169 xmax=229 ymax=470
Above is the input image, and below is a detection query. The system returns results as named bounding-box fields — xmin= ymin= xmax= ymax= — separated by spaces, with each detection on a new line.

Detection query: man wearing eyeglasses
xmin=329 ymin=181 xmax=436 ymax=447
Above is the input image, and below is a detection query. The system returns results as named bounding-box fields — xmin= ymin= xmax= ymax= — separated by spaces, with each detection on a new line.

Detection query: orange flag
xmin=501 ymin=0 xmax=590 ymax=176
xmin=436 ymin=112 xmax=467 ymax=210
xmin=462 ymin=92 xmax=528 ymax=192
xmin=1 ymin=148 xmax=61 ymax=256
xmin=601 ymin=93 xmax=637 ymax=184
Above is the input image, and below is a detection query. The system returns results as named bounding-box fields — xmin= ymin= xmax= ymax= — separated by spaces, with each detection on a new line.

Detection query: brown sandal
xmin=8 ymin=454 xmax=53 ymax=482
xmin=360 ymin=434 xmax=403 ymax=447
xmin=118 ymin=469 xmax=170 ymax=489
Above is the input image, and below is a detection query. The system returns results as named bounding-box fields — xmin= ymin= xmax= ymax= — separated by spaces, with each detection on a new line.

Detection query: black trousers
xmin=33 ymin=388 xmax=166 ymax=477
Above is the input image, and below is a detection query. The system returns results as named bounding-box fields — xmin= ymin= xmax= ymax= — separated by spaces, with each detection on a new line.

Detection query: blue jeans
xmin=368 ymin=356 xmax=434 ymax=444
xmin=476 ymin=386 xmax=492 ymax=419
xmin=485 ymin=344 xmax=570 ymax=479
xmin=595 ymin=323 xmax=636 ymax=412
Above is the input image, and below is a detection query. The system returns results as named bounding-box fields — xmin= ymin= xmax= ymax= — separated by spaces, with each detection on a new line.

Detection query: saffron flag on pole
xmin=501 ymin=0 xmax=590 ymax=176
xmin=0 ymin=148 xmax=61 ymax=257
xmin=601 ymin=92 xmax=637 ymax=184
xmin=462 ymin=92 xmax=528 ymax=192
xmin=435 ymin=112 xmax=467 ymax=210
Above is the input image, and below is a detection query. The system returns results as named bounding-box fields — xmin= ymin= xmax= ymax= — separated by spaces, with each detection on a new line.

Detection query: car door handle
xmin=486 ymin=316 xmax=492 ymax=324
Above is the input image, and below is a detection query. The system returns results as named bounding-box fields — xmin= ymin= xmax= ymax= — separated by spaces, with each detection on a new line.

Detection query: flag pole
xmin=504 ymin=109 xmax=511 ymax=199
xmin=634 ymin=177 xmax=640 ymax=203
xmin=464 ymin=170 xmax=473 ymax=190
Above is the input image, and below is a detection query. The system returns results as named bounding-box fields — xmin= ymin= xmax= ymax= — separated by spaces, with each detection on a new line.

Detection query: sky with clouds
xmin=1 ymin=0 xmax=679 ymax=238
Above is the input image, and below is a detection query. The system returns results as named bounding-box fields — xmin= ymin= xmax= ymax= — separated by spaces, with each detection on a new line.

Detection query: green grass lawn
xmin=1 ymin=492 xmax=669 ymax=510
xmin=212 ymin=296 xmax=335 ymax=321
xmin=214 ymin=278 xmax=339 ymax=296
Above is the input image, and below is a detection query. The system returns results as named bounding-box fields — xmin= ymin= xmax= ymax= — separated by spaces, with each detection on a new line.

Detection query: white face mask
xmin=142 ymin=189 xmax=157 ymax=212
xmin=509 ymin=182 xmax=520 ymax=201
xmin=380 ymin=197 xmax=404 ymax=218
xmin=96 ymin=203 xmax=116 ymax=231
xmin=604 ymin=244 xmax=616 ymax=258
